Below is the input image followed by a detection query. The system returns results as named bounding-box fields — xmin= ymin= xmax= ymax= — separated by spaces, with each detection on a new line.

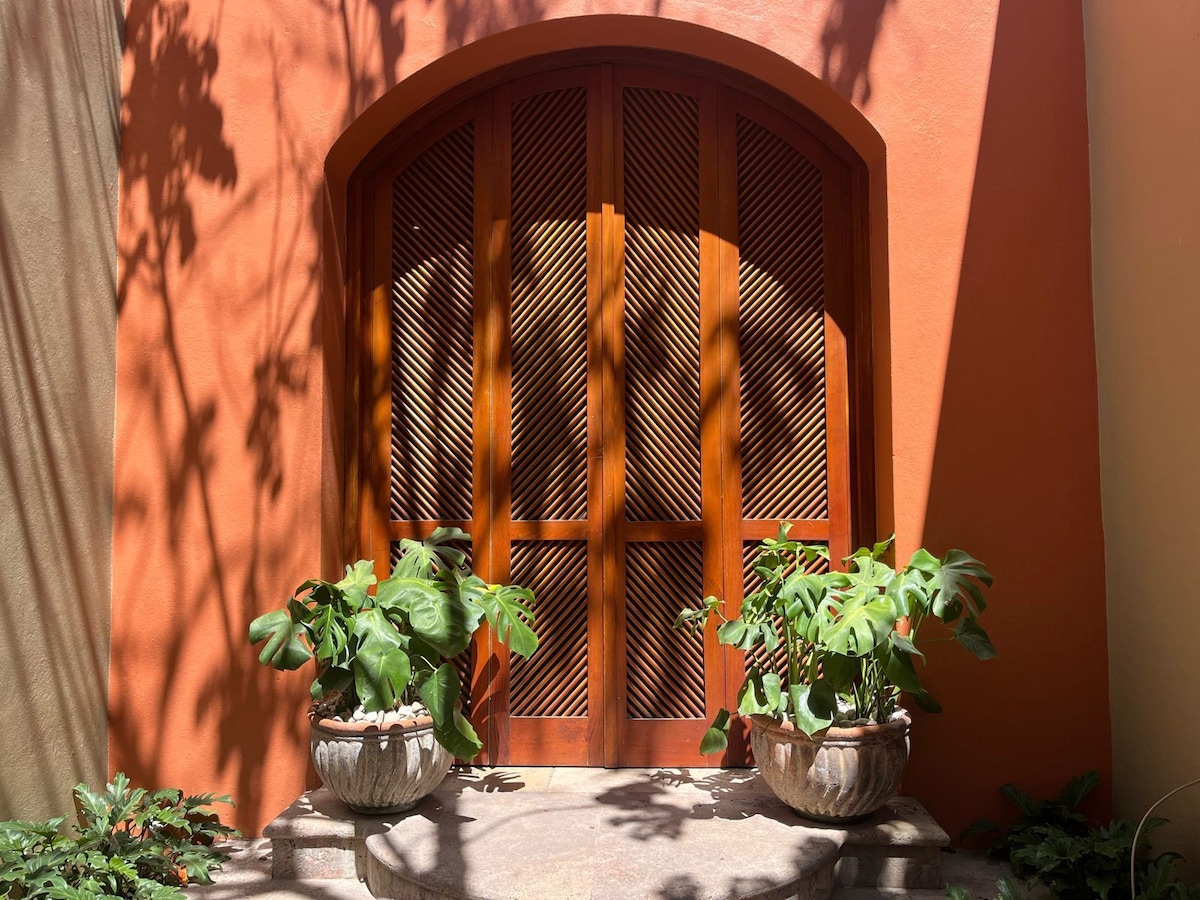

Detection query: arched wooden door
xmin=360 ymin=59 xmax=867 ymax=766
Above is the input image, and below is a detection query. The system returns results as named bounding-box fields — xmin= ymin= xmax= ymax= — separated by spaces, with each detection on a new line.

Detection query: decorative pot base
xmin=310 ymin=714 xmax=452 ymax=815
xmin=345 ymin=799 xmax=421 ymax=816
xmin=750 ymin=713 xmax=911 ymax=822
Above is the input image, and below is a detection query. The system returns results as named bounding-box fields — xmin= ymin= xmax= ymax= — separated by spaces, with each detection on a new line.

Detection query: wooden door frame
xmin=329 ymin=44 xmax=887 ymax=765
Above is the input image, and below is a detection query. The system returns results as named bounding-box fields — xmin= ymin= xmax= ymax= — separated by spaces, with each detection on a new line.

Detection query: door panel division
xmin=362 ymin=60 xmax=868 ymax=767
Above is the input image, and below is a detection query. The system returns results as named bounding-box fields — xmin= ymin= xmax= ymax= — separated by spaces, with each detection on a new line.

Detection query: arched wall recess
xmin=322 ymin=19 xmax=891 ymax=766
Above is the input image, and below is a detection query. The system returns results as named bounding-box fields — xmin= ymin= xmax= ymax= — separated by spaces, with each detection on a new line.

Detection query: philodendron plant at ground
xmin=249 ymin=527 xmax=537 ymax=760
xmin=675 ymin=524 xmax=996 ymax=754
xmin=0 ymin=773 xmax=237 ymax=899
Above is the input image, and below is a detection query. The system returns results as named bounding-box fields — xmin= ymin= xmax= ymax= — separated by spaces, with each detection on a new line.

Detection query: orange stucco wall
xmin=112 ymin=0 xmax=1109 ymax=836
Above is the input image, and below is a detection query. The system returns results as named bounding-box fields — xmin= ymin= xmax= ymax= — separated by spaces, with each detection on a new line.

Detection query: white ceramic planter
xmin=309 ymin=714 xmax=452 ymax=815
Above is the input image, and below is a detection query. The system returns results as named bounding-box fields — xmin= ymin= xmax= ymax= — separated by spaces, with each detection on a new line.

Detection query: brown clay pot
xmin=750 ymin=712 xmax=911 ymax=823
xmin=309 ymin=713 xmax=452 ymax=814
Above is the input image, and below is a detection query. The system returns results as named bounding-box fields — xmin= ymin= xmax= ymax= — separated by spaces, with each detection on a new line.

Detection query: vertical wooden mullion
xmin=466 ymin=96 xmax=497 ymax=761
xmin=696 ymin=79 xmax=727 ymax=764
xmin=849 ymin=164 xmax=876 ymax=549
xmin=344 ymin=182 xmax=365 ymax=569
xmin=584 ymin=68 xmax=607 ymax=766
xmin=459 ymin=96 xmax=500 ymax=762
xmin=715 ymin=88 xmax=750 ymax=765
xmin=822 ymin=150 xmax=852 ymax=563
xmin=600 ymin=63 xmax=627 ymax=767
xmin=479 ymin=89 xmax=514 ymax=763
xmin=369 ymin=172 xmax=394 ymax=580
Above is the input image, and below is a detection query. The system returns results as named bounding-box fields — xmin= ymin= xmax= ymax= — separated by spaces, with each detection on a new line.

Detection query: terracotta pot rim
xmin=310 ymin=712 xmax=436 ymax=736
xmin=750 ymin=712 xmax=911 ymax=741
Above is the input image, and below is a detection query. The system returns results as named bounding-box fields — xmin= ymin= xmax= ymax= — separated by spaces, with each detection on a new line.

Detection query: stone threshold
xmin=263 ymin=767 xmax=950 ymax=899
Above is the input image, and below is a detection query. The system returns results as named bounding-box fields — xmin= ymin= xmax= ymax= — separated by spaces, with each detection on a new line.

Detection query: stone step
xmin=188 ymin=839 xmax=374 ymax=899
xmin=263 ymin=768 xmax=953 ymax=899
xmin=832 ymin=851 xmax=1039 ymax=900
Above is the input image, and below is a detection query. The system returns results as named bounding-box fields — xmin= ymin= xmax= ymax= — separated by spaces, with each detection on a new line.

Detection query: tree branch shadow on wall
xmin=442 ymin=0 xmax=548 ymax=52
xmin=112 ymin=0 xmax=256 ymax=816
xmin=108 ymin=0 xmax=519 ymax=844
xmin=819 ymin=0 xmax=896 ymax=108
xmin=0 ymin=0 xmax=122 ymax=820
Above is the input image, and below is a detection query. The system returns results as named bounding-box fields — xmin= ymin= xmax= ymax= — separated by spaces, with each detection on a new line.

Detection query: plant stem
xmin=783 ymin=618 xmax=799 ymax=685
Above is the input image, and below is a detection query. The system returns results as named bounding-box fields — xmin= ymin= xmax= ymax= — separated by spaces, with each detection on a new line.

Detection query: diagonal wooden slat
xmin=390 ymin=124 xmax=475 ymax=522
xmin=736 ymin=115 xmax=829 ymax=522
xmin=625 ymin=541 xmax=705 ymax=719
xmin=621 ymin=87 xmax=702 ymax=523
xmin=510 ymin=88 xmax=590 ymax=523
xmin=509 ymin=541 xmax=589 ymax=717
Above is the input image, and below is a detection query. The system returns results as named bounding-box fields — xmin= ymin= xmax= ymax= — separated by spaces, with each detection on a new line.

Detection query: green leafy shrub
xmin=249 ymin=527 xmax=538 ymax=760
xmin=676 ymin=526 xmax=995 ymax=752
xmin=946 ymin=876 xmax=1025 ymax=900
xmin=965 ymin=772 xmax=1200 ymax=900
xmin=963 ymin=770 xmax=1098 ymax=863
xmin=0 ymin=773 xmax=237 ymax=899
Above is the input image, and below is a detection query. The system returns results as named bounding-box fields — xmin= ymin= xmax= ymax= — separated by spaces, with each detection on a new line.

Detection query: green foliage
xmin=945 ymin=876 xmax=1025 ymax=900
xmin=962 ymin=771 xmax=1098 ymax=862
xmin=675 ymin=525 xmax=995 ymax=747
xmin=0 ymin=773 xmax=237 ymax=899
xmin=249 ymin=527 xmax=538 ymax=761
xmin=965 ymin=772 xmax=1200 ymax=900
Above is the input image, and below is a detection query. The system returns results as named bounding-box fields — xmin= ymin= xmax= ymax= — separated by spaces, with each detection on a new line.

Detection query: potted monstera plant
xmin=676 ymin=524 xmax=995 ymax=822
xmin=249 ymin=528 xmax=537 ymax=814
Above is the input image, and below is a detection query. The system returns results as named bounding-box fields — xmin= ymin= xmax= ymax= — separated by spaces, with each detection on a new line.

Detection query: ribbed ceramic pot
xmin=750 ymin=713 xmax=911 ymax=823
xmin=309 ymin=714 xmax=452 ymax=815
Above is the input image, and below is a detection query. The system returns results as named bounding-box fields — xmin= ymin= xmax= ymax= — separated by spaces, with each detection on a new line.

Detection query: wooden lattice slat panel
xmin=389 ymin=539 xmax=475 ymax=714
xmin=736 ymin=116 xmax=828 ymax=521
xmin=390 ymin=124 xmax=475 ymax=522
xmin=625 ymin=541 xmax=705 ymax=719
xmin=621 ymin=87 xmax=702 ymax=523
xmin=508 ymin=541 xmax=588 ymax=717
xmin=743 ymin=540 xmax=830 ymax=677
xmin=510 ymin=88 xmax=589 ymax=522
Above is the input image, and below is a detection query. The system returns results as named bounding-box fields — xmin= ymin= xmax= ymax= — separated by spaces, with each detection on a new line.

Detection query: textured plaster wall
xmin=0 ymin=0 xmax=121 ymax=821
xmin=112 ymin=0 xmax=1109 ymax=836
xmin=1085 ymin=0 xmax=1200 ymax=875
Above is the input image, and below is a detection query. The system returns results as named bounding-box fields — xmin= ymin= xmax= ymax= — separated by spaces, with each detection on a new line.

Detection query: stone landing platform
xmin=262 ymin=768 xmax=951 ymax=899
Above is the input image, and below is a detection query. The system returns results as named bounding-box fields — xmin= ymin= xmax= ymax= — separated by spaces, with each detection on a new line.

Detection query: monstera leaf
xmin=790 ymin=681 xmax=837 ymax=736
xmin=886 ymin=568 xmax=933 ymax=619
xmin=699 ymin=709 xmax=731 ymax=756
xmin=390 ymin=527 xmax=470 ymax=579
xmin=403 ymin=573 xmax=483 ymax=659
xmin=908 ymin=548 xmax=992 ymax=623
xmin=334 ymin=560 xmax=377 ymax=610
xmin=415 ymin=664 xmax=482 ymax=760
xmin=249 ymin=610 xmax=312 ymax=670
xmin=953 ymin=617 xmax=998 ymax=660
xmin=821 ymin=587 xmax=898 ymax=657
xmin=738 ymin=668 xmax=782 ymax=717
xmin=351 ymin=609 xmax=411 ymax=711
xmin=476 ymin=583 xmax=538 ymax=659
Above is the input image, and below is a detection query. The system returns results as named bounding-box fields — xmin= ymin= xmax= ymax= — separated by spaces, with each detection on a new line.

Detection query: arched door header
xmin=325 ymin=17 xmax=885 ymax=253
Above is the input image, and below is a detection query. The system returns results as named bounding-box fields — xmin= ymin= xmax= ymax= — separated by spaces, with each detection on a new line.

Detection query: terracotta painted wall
xmin=112 ymin=0 xmax=1109 ymax=836
xmin=0 ymin=0 xmax=120 ymax=822
xmin=1085 ymin=0 xmax=1200 ymax=875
